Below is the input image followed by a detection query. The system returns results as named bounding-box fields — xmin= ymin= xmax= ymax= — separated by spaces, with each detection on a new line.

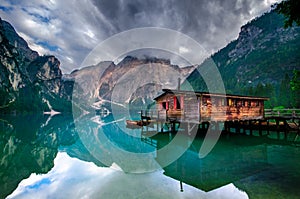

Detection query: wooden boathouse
xmin=153 ymin=89 xmax=269 ymax=122
xmin=137 ymin=89 xmax=299 ymax=139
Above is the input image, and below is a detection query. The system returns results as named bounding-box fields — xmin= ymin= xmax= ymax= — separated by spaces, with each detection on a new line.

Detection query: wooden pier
xmin=139 ymin=108 xmax=300 ymax=142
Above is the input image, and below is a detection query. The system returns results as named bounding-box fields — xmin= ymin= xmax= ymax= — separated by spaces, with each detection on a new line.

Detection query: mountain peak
xmin=0 ymin=18 xmax=39 ymax=62
xmin=117 ymin=55 xmax=171 ymax=66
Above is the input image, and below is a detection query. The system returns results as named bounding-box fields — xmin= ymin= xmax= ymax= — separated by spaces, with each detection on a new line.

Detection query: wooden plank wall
xmin=155 ymin=93 xmax=265 ymax=122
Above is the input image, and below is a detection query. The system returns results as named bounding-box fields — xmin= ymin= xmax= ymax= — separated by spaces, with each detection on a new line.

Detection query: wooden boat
xmin=126 ymin=120 xmax=143 ymax=128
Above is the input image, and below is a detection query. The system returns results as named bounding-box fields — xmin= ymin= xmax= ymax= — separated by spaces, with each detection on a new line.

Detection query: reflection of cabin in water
xmin=148 ymin=133 xmax=269 ymax=192
xmin=153 ymin=89 xmax=269 ymax=122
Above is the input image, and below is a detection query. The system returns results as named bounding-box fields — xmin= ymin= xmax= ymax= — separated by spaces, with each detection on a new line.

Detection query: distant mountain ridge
xmin=1 ymin=9 xmax=300 ymax=113
xmin=69 ymin=55 xmax=195 ymax=110
xmin=184 ymin=10 xmax=300 ymax=107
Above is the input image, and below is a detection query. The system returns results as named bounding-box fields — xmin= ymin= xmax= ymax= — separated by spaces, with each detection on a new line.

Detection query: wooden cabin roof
xmin=153 ymin=89 xmax=269 ymax=101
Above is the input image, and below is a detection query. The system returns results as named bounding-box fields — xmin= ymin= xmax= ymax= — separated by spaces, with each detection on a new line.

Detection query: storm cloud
xmin=0 ymin=0 xmax=279 ymax=73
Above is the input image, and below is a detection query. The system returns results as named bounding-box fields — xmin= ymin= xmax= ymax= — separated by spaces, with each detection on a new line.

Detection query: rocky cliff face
xmin=0 ymin=18 xmax=71 ymax=113
xmin=27 ymin=56 xmax=62 ymax=94
xmin=96 ymin=56 xmax=194 ymax=104
xmin=1 ymin=20 xmax=38 ymax=61
xmin=0 ymin=18 xmax=28 ymax=108
xmin=71 ymin=56 xmax=195 ymax=109
xmin=216 ymin=11 xmax=299 ymax=86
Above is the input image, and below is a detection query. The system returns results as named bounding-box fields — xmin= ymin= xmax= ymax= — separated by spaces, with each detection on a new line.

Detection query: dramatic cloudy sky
xmin=0 ymin=0 xmax=280 ymax=73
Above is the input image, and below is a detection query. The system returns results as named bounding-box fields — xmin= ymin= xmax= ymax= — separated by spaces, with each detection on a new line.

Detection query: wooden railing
xmin=142 ymin=108 xmax=300 ymax=121
xmin=264 ymin=109 xmax=300 ymax=118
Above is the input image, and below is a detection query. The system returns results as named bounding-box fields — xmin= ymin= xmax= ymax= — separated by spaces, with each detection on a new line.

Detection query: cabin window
xmin=173 ymin=96 xmax=181 ymax=110
xmin=203 ymin=97 xmax=208 ymax=106
xmin=162 ymin=101 xmax=169 ymax=110
xmin=228 ymin=99 xmax=233 ymax=106
xmin=162 ymin=102 xmax=166 ymax=109
xmin=206 ymin=98 xmax=212 ymax=105
xmin=211 ymin=98 xmax=215 ymax=104
xmin=228 ymin=99 xmax=237 ymax=106
xmin=237 ymin=100 xmax=242 ymax=107
xmin=256 ymin=101 xmax=260 ymax=107
xmin=242 ymin=100 xmax=246 ymax=107
xmin=177 ymin=97 xmax=181 ymax=109
xmin=234 ymin=100 xmax=238 ymax=107
xmin=215 ymin=98 xmax=225 ymax=106
xmin=217 ymin=98 xmax=221 ymax=106
xmin=180 ymin=96 xmax=184 ymax=109
xmin=221 ymin=98 xmax=226 ymax=106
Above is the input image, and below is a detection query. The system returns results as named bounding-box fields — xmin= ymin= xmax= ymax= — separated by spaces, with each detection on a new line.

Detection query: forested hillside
xmin=184 ymin=10 xmax=300 ymax=108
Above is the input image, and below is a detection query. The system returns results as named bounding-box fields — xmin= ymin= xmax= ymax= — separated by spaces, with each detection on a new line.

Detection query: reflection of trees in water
xmin=0 ymin=114 xmax=77 ymax=199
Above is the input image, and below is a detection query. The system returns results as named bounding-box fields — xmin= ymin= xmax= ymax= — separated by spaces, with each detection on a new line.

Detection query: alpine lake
xmin=1 ymin=111 xmax=300 ymax=199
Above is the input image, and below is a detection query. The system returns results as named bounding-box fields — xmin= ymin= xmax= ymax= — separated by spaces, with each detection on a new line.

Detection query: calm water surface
xmin=1 ymin=113 xmax=300 ymax=199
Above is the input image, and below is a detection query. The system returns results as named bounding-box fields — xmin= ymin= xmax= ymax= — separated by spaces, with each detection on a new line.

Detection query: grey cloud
xmin=0 ymin=0 xmax=277 ymax=73
xmin=90 ymin=0 xmax=274 ymax=52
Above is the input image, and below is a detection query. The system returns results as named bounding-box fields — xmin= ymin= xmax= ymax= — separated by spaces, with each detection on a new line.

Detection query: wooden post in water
xmin=241 ymin=121 xmax=246 ymax=134
xmin=276 ymin=118 xmax=280 ymax=139
xmin=180 ymin=181 xmax=183 ymax=192
xmin=259 ymin=120 xmax=262 ymax=136
xmin=171 ymin=121 xmax=175 ymax=133
xmin=146 ymin=121 xmax=149 ymax=132
xmin=249 ymin=120 xmax=253 ymax=135
xmin=267 ymin=119 xmax=270 ymax=135
xmin=226 ymin=121 xmax=231 ymax=134
xmin=227 ymin=121 xmax=231 ymax=133
xmin=235 ymin=121 xmax=240 ymax=134
xmin=244 ymin=120 xmax=249 ymax=135
xmin=284 ymin=119 xmax=288 ymax=140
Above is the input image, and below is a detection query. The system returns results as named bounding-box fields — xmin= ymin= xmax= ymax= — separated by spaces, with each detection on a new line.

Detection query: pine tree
xmin=265 ymin=83 xmax=277 ymax=108
xmin=279 ymin=73 xmax=292 ymax=107
xmin=290 ymin=70 xmax=300 ymax=107
xmin=273 ymin=0 xmax=300 ymax=28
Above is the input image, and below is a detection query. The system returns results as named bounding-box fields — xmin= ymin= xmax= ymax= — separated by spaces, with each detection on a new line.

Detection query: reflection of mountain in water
xmin=73 ymin=114 xmax=161 ymax=173
xmin=2 ymin=114 xmax=300 ymax=198
xmin=0 ymin=114 xmax=76 ymax=198
xmin=1 ymin=113 xmax=142 ymax=198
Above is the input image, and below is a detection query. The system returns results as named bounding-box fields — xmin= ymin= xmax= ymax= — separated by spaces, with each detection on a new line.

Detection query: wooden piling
xmin=259 ymin=120 xmax=262 ymax=136
xmin=249 ymin=120 xmax=253 ymax=136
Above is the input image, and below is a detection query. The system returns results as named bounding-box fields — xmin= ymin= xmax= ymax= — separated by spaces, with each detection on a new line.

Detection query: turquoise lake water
xmin=1 ymin=113 xmax=300 ymax=199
